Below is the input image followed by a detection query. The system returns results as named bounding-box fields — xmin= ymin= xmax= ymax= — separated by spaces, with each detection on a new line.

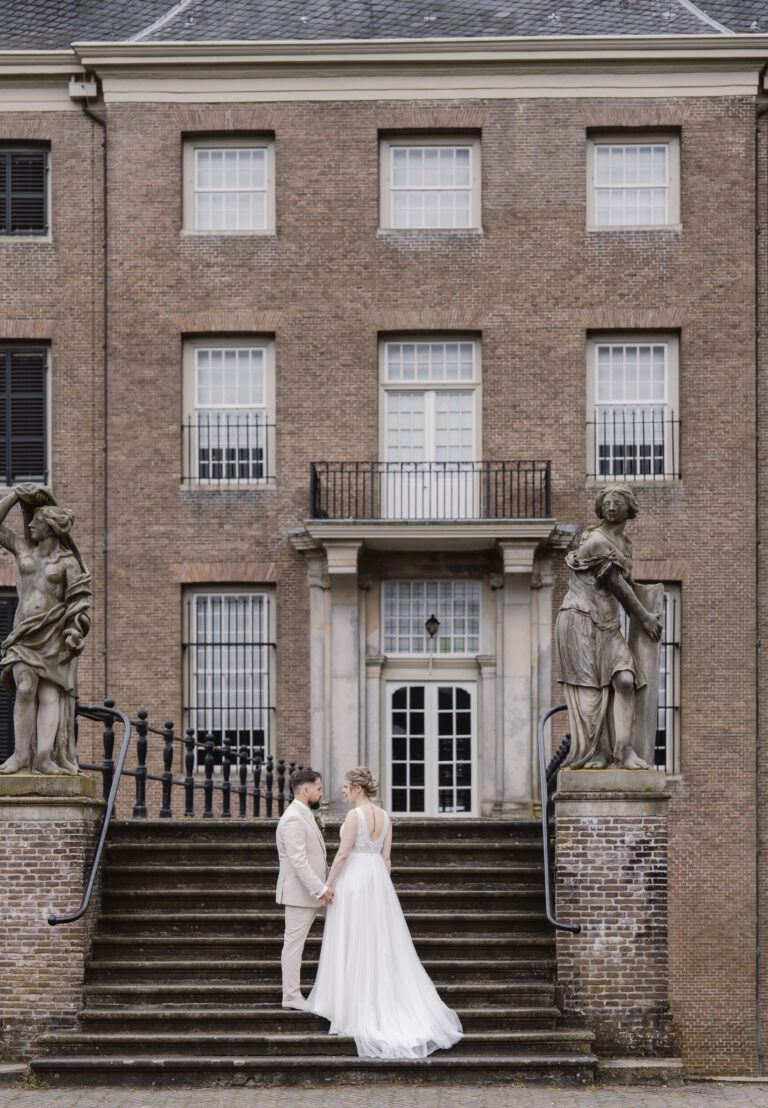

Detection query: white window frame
xmin=586 ymin=332 xmax=679 ymax=482
xmin=183 ymin=586 xmax=276 ymax=770
xmin=182 ymin=137 xmax=275 ymax=234
xmin=587 ymin=131 xmax=680 ymax=231
xmin=0 ymin=146 xmax=52 ymax=241
xmin=382 ymin=580 xmax=481 ymax=656
xmin=182 ymin=336 xmax=275 ymax=486
xmin=380 ymin=134 xmax=482 ymax=231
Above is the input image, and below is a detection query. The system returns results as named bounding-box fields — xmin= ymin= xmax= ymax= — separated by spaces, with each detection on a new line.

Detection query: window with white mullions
xmin=437 ymin=685 xmax=473 ymax=815
xmin=588 ymin=132 xmax=679 ymax=230
xmin=195 ymin=147 xmax=268 ymax=231
xmin=380 ymin=135 xmax=481 ymax=230
xmin=382 ymin=580 xmax=481 ymax=655
xmin=587 ymin=336 xmax=679 ymax=481
xmin=183 ymin=341 xmax=274 ymax=485
xmin=183 ymin=591 xmax=275 ymax=770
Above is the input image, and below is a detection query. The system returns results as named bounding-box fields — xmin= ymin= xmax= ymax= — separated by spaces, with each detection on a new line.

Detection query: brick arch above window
xmin=172 ymin=311 xmax=282 ymax=333
xmin=171 ymin=562 xmax=279 ymax=584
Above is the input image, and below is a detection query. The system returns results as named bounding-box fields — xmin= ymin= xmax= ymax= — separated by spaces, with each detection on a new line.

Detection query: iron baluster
xmin=265 ymin=754 xmax=274 ymax=818
xmin=101 ymin=701 xmax=115 ymax=804
xmin=132 ymin=708 xmax=148 ymax=819
xmin=160 ymin=721 xmax=174 ymax=818
xmin=221 ymin=736 xmax=232 ymax=818
xmin=253 ymin=757 xmax=262 ymax=818
xmin=277 ymin=758 xmax=286 ymax=815
xmin=184 ymin=728 xmax=195 ymax=817
xmin=238 ymin=745 xmax=248 ymax=818
xmin=203 ymin=735 xmax=214 ymax=818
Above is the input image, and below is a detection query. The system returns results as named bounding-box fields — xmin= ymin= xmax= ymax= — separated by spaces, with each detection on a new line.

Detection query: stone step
xmin=85 ymin=953 xmax=553 ymax=986
xmin=30 ymin=1051 xmax=597 ymax=1088
xmin=94 ymin=909 xmax=546 ymax=938
xmin=100 ymin=863 xmax=544 ymax=890
xmin=89 ymin=933 xmax=550 ymax=960
xmin=99 ymin=887 xmax=541 ymax=913
xmin=39 ymin=1027 xmax=594 ymax=1059
xmin=75 ymin=1004 xmax=562 ymax=1034
xmin=82 ymin=979 xmax=557 ymax=1009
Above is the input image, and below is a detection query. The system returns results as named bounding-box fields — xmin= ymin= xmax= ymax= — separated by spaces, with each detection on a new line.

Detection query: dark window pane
xmin=456 ymin=763 xmax=472 ymax=785
xmin=0 ymin=593 xmax=17 ymax=762
xmin=456 ymin=688 xmax=471 ymax=709
xmin=439 ymin=764 xmax=454 ymax=786
xmin=392 ymin=763 xmax=406 ymax=786
xmin=456 ymin=789 xmax=472 ymax=811
xmin=438 ymin=712 xmax=453 ymax=736
xmin=392 ymin=712 xmax=407 ymax=733
xmin=409 ymin=789 xmax=424 ymax=812
xmin=410 ymin=736 xmax=424 ymax=761
xmin=438 ymin=789 xmax=453 ymax=812
xmin=438 ymin=686 xmax=453 ymax=709
xmin=410 ymin=686 xmax=424 ymax=709
xmin=410 ymin=711 xmax=424 ymax=735
xmin=392 ymin=687 xmax=407 ymax=710
xmin=392 ymin=736 xmax=407 ymax=760
xmin=392 ymin=789 xmax=407 ymax=812
xmin=438 ymin=737 xmax=453 ymax=761
xmin=411 ymin=763 xmax=424 ymax=786
xmin=456 ymin=711 xmax=471 ymax=736
xmin=456 ymin=736 xmax=471 ymax=760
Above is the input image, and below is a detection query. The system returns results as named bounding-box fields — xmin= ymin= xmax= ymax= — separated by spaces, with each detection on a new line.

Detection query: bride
xmin=306 ymin=766 xmax=463 ymax=1059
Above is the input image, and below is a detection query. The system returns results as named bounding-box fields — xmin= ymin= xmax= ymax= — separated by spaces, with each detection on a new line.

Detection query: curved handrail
xmin=48 ymin=701 xmax=132 ymax=927
xmin=537 ymin=704 xmax=581 ymax=935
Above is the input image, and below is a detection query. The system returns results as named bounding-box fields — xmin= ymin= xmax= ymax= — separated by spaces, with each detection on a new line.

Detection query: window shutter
xmin=0 ymin=593 xmax=17 ymax=764
xmin=1 ymin=151 xmax=48 ymax=236
xmin=1 ymin=350 xmax=47 ymax=483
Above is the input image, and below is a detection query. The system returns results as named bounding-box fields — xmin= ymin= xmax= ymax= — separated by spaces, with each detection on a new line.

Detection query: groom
xmin=275 ymin=767 xmax=333 ymax=1010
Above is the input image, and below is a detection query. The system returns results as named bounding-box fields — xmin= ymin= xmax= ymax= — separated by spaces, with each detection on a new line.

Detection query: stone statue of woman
xmin=0 ymin=484 xmax=91 ymax=775
xmin=555 ymin=484 xmax=662 ymax=770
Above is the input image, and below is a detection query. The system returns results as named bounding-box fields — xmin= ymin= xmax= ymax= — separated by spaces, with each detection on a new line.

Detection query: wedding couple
xmin=275 ymin=766 xmax=463 ymax=1059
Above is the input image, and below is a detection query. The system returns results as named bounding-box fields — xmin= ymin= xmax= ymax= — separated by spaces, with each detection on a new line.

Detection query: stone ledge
xmin=0 ymin=1063 xmax=27 ymax=1089
xmin=0 ymin=772 xmax=99 ymax=800
xmin=597 ymin=1057 xmax=684 ymax=1085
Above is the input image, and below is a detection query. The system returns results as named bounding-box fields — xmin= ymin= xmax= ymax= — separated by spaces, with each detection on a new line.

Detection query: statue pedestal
xmin=554 ymin=768 xmax=678 ymax=1058
xmin=0 ymin=773 xmax=103 ymax=1060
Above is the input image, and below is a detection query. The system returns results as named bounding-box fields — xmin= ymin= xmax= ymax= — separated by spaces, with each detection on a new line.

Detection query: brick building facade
xmin=1 ymin=0 xmax=768 ymax=1076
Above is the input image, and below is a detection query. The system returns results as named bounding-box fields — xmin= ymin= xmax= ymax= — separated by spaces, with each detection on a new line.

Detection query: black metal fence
xmin=182 ymin=416 xmax=276 ymax=485
xmin=310 ymin=460 xmax=552 ymax=520
xmin=77 ymin=704 xmax=298 ymax=820
xmin=587 ymin=410 xmax=680 ymax=480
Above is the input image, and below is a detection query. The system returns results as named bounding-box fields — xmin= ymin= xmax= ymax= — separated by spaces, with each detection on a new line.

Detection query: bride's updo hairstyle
xmin=345 ymin=766 xmax=378 ymax=798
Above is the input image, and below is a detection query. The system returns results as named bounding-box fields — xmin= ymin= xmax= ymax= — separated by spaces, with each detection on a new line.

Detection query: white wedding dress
xmin=306 ymin=808 xmax=463 ymax=1059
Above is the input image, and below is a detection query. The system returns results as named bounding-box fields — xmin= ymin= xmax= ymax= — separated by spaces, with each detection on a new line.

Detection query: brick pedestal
xmin=0 ymin=774 xmax=103 ymax=1061
xmin=554 ymin=768 xmax=676 ymax=1057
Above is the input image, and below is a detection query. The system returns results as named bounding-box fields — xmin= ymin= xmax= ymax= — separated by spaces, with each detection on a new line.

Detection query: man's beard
xmin=308 ymin=798 xmax=321 ymax=810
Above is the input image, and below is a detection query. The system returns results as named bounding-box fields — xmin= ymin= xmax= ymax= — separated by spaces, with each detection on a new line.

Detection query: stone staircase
xmin=32 ymin=818 xmax=596 ymax=1086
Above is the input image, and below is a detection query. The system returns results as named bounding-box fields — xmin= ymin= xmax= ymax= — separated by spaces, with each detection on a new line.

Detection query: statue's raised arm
xmin=0 ymin=486 xmax=91 ymax=775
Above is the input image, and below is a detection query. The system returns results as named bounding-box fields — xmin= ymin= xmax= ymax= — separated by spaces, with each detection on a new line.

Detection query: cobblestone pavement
xmin=2 ymin=1084 xmax=768 ymax=1108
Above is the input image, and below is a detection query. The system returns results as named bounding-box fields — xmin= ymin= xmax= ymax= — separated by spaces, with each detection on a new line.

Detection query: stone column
xmin=305 ymin=550 xmax=331 ymax=786
xmin=498 ymin=541 xmax=538 ymax=814
xmin=326 ymin=542 xmax=362 ymax=810
xmin=0 ymin=774 xmax=104 ymax=1061
xmin=477 ymin=654 xmax=498 ymax=816
xmin=554 ymin=768 xmax=676 ymax=1057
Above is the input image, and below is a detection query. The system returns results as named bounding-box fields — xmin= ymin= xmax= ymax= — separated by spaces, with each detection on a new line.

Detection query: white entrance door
xmin=387 ymin=682 xmax=476 ymax=816
xmin=384 ymin=391 xmax=475 ymax=519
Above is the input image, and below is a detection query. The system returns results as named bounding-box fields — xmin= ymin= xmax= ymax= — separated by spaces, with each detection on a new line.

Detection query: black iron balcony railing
xmin=587 ymin=408 xmax=680 ymax=481
xmin=182 ymin=415 xmax=276 ymax=486
xmin=310 ymin=460 xmax=552 ymax=521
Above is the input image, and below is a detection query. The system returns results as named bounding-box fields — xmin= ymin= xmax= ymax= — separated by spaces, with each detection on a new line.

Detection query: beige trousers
xmin=281 ymin=903 xmax=317 ymax=1005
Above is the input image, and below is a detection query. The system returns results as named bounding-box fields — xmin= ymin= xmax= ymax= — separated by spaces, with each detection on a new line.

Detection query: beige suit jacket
xmin=275 ymin=799 xmax=328 ymax=908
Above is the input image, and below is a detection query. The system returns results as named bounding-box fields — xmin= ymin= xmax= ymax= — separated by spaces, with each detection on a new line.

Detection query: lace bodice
xmin=344 ymin=808 xmax=389 ymax=854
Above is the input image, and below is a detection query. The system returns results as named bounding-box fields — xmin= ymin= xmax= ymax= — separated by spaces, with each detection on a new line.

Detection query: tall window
xmin=380 ymin=135 xmax=481 ymax=229
xmin=620 ymin=586 xmax=681 ymax=772
xmin=382 ymin=580 xmax=481 ymax=655
xmin=0 ymin=348 xmax=48 ymax=485
xmin=183 ymin=590 xmax=275 ymax=768
xmin=381 ymin=337 xmax=480 ymax=518
xmin=587 ymin=132 xmax=680 ymax=229
xmin=183 ymin=139 xmax=274 ymax=233
xmin=0 ymin=149 xmax=49 ymax=236
xmin=587 ymin=335 xmax=679 ymax=481
xmin=183 ymin=339 xmax=274 ymax=485
xmin=0 ymin=592 xmax=17 ymax=763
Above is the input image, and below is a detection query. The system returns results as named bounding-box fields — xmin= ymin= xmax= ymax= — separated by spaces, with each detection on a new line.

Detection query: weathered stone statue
xmin=555 ymin=484 xmax=663 ymax=769
xmin=0 ymin=485 xmax=91 ymax=775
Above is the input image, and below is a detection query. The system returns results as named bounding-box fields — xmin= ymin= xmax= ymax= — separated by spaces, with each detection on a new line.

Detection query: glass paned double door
xmin=387 ymin=682 xmax=475 ymax=816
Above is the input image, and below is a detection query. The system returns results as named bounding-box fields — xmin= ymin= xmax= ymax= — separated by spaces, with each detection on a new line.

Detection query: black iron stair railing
xmin=537 ymin=703 xmax=580 ymax=935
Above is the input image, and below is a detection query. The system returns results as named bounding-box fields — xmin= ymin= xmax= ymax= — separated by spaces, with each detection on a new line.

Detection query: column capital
xmin=325 ymin=542 xmax=363 ymax=576
xmin=498 ymin=540 xmax=539 ymax=575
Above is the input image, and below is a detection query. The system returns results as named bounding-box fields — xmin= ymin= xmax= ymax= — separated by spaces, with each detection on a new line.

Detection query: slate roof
xmin=1 ymin=0 xmax=768 ymax=51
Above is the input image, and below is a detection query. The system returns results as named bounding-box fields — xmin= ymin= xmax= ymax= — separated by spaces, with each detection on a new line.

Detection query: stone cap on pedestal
xmin=555 ymin=767 xmax=679 ymax=817
xmin=0 ymin=772 xmax=103 ymax=821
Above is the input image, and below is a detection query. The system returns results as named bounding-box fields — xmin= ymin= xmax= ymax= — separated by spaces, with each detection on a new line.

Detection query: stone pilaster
xmin=554 ymin=768 xmax=676 ymax=1057
xmin=498 ymin=541 xmax=538 ymax=813
xmin=326 ymin=542 xmax=362 ymax=809
xmin=0 ymin=774 xmax=103 ymax=1060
